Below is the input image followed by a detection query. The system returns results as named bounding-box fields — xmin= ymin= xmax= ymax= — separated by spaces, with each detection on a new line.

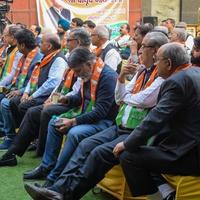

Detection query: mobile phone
xmin=53 ymin=118 xmax=64 ymax=127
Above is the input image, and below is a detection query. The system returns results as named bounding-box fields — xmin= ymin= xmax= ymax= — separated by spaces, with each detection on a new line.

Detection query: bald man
xmin=0 ymin=33 xmax=67 ymax=164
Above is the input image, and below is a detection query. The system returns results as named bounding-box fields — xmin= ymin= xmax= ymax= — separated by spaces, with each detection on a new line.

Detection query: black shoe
xmin=34 ymin=179 xmax=54 ymax=188
xmin=43 ymin=179 xmax=54 ymax=188
xmin=163 ymin=191 xmax=176 ymax=200
xmin=23 ymin=166 xmax=49 ymax=180
xmin=27 ymin=141 xmax=37 ymax=151
xmin=0 ymin=153 xmax=17 ymax=166
xmin=0 ymin=132 xmax=5 ymax=138
xmin=24 ymin=183 xmax=63 ymax=200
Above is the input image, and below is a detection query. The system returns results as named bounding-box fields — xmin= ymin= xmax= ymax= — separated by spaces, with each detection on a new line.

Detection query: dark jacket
xmin=67 ymin=65 xmax=118 ymax=124
xmin=124 ymin=67 xmax=200 ymax=162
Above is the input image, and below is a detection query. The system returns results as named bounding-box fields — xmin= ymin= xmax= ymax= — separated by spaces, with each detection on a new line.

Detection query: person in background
xmin=70 ymin=18 xmax=83 ymax=30
xmin=57 ymin=19 xmax=70 ymax=54
xmin=30 ymin=24 xmax=42 ymax=46
xmin=160 ymin=19 xmax=167 ymax=26
xmin=91 ymin=25 xmax=122 ymax=72
xmin=128 ymin=24 xmax=153 ymax=64
xmin=83 ymin=20 xmax=96 ymax=34
xmin=57 ymin=19 xmax=70 ymax=40
xmin=175 ymin=21 xmax=194 ymax=55
xmin=191 ymin=36 xmax=200 ymax=67
xmin=164 ymin=18 xmax=175 ymax=36
xmin=111 ymin=23 xmax=131 ymax=60
xmin=153 ymin=26 xmax=169 ymax=38
xmin=169 ymin=28 xmax=190 ymax=54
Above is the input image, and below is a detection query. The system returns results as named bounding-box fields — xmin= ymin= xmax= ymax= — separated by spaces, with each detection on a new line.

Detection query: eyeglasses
xmin=140 ymin=44 xmax=154 ymax=49
xmin=66 ymin=38 xmax=77 ymax=42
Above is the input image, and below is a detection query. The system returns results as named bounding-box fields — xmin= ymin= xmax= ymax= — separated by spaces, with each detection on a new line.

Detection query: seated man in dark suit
xmin=112 ymin=42 xmax=200 ymax=200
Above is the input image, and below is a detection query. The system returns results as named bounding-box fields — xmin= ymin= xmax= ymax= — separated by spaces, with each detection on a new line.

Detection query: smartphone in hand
xmin=54 ymin=118 xmax=64 ymax=127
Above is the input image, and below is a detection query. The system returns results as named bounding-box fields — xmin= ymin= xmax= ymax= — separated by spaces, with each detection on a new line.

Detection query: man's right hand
xmin=21 ymin=93 xmax=29 ymax=103
xmin=6 ymin=90 xmax=21 ymax=99
xmin=58 ymin=95 xmax=68 ymax=104
xmin=43 ymin=98 xmax=53 ymax=108
xmin=118 ymin=64 xmax=139 ymax=83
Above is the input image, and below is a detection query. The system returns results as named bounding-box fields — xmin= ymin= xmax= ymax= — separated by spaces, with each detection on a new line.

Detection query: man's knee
xmin=1 ymin=98 xmax=10 ymax=110
xmin=41 ymin=105 xmax=53 ymax=119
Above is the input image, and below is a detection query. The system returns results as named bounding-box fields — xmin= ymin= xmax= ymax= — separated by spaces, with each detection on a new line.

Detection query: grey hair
xmin=145 ymin=32 xmax=169 ymax=48
xmin=94 ymin=25 xmax=110 ymax=40
xmin=172 ymin=28 xmax=187 ymax=42
xmin=7 ymin=24 xmax=22 ymax=36
xmin=70 ymin=28 xmax=91 ymax=47
xmin=153 ymin=26 xmax=169 ymax=37
xmin=68 ymin=47 xmax=96 ymax=68
xmin=161 ymin=42 xmax=190 ymax=68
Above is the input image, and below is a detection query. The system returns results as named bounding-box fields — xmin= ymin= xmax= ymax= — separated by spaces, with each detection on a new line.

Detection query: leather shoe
xmin=163 ymin=191 xmax=176 ymax=200
xmin=23 ymin=166 xmax=49 ymax=180
xmin=24 ymin=183 xmax=63 ymax=200
xmin=0 ymin=153 xmax=17 ymax=166
xmin=34 ymin=179 xmax=54 ymax=188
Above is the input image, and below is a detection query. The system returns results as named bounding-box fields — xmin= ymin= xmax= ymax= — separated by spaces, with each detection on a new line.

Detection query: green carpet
xmin=0 ymin=151 xmax=116 ymax=200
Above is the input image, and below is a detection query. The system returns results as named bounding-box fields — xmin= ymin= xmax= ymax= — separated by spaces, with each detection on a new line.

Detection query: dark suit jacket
xmin=124 ymin=66 xmax=200 ymax=161
xmin=49 ymin=6 xmax=71 ymax=22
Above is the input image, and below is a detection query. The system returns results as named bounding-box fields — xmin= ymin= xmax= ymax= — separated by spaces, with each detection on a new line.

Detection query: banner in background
xmin=36 ymin=0 xmax=129 ymax=38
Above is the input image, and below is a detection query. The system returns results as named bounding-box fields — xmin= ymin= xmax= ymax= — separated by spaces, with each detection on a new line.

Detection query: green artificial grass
xmin=0 ymin=151 xmax=116 ymax=200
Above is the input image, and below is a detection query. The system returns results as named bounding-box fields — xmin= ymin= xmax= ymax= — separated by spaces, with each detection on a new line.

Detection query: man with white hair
xmin=114 ymin=43 xmax=200 ymax=200
xmin=176 ymin=21 xmax=194 ymax=54
xmin=91 ymin=25 xmax=122 ymax=72
xmin=169 ymin=28 xmax=190 ymax=54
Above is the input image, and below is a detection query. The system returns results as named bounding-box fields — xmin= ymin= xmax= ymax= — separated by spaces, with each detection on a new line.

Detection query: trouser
xmin=119 ymin=146 xmax=200 ymax=197
xmin=49 ymin=126 xmax=130 ymax=200
xmin=1 ymin=95 xmax=21 ymax=139
xmin=8 ymin=103 xmax=69 ymax=157
xmin=41 ymin=119 xmax=113 ymax=182
xmin=0 ymin=93 xmax=6 ymax=134
xmin=9 ymin=95 xmax=48 ymax=128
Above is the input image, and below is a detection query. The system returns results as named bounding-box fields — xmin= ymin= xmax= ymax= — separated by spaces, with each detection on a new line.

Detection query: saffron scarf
xmin=29 ymin=50 xmax=60 ymax=95
xmin=60 ymin=69 xmax=75 ymax=95
xmin=0 ymin=47 xmax=18 ymax=80
xmin=60 ymin=57 xmax=105 ymax=119
xmin=12 ymin=47 xmax=40 ymax=89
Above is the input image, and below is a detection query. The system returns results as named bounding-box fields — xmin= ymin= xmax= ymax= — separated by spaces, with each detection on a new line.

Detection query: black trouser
xmin=49 ymin=126 xmax=130 ymax=200
xmin=9 ymin=95 xmax=48 ymax=128
xmin=9 ymin=103 xmax=69 ymax=157
xmin=37 ymin=104 xmax=70 ymax=156
xmin=119 ymin=146 xmax=200 ymax=197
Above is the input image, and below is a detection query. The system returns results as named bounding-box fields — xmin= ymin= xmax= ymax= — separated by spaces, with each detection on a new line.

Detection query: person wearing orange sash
xmin=91 ymin=25 xmax=122 ymax=72
xmin=7 ymin=28 xmax=91 ymax=157
xmin=21 ymin=32 xmax=168 ymax=200
xmin=113 ymin=43 xmax=193 ymax=200
xmin=18 ymin=47 xmax=117 ymax=186
xmin=0 ymin=29 xmax=43 ymax=149
xmin=0 ymin=25 xmax=23 ymax=88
